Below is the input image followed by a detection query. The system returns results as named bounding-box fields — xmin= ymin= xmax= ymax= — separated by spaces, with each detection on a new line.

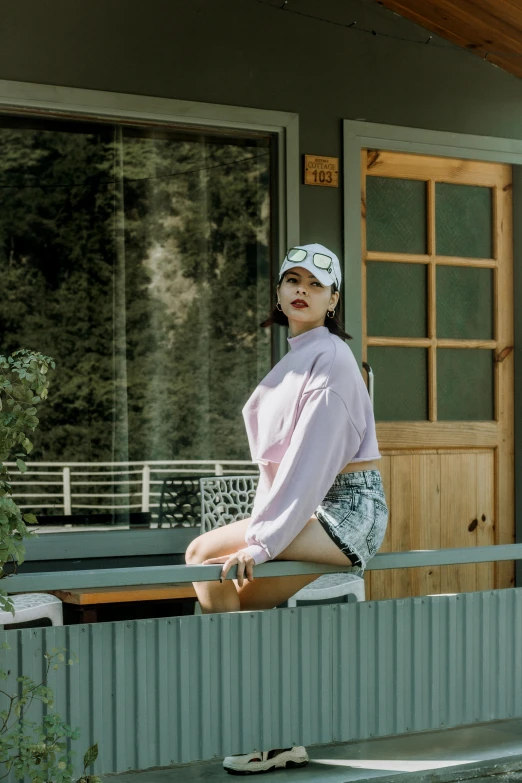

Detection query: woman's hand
xmin=203 ymin=550 xmax=255 ymax=587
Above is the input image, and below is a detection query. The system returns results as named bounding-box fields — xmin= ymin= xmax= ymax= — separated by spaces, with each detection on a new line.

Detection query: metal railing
xmin=5 ymin=460 xmax=257 ymax=518
xmin=5 ymin=543 xmax=522 ymax=593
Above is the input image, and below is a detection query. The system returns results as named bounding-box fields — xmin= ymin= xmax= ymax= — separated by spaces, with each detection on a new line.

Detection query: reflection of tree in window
xmin=0 ymin=120 xmax=272 ymax=469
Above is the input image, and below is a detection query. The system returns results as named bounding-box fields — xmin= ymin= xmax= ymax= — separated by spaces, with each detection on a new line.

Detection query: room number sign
xmin=304 ymin=155 xmax=339 ymax=187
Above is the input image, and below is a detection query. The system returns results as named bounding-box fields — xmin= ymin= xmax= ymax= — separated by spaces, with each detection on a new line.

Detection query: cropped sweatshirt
xmin=240 ymin=325 xmax=381 ymax=565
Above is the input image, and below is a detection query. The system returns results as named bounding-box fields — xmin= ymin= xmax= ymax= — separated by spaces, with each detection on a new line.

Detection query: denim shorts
xmin=315 ymin=470 xmax=388 ymax=576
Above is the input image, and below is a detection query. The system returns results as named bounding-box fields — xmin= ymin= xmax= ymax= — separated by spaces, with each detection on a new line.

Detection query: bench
xmin=50 ymin=584 xmax=197 ymax=623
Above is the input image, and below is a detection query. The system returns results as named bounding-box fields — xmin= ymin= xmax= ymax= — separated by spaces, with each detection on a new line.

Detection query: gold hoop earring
xmin=327 ymin=309 xmax=335 ymax=319
xmin=276 ymin=302 xmax=283 ymax=312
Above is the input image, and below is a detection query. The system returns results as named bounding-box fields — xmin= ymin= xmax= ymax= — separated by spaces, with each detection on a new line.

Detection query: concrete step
xmin=102 ymin=719 xmax=522 ymax=783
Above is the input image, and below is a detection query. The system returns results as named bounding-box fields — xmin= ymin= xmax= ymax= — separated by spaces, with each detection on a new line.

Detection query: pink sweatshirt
xmin=240 ymin=326 xmax=381 ymax=565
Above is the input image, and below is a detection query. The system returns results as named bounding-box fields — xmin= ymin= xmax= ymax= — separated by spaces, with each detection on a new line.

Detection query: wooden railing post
xmin=141 ymin=465 xmax=151 ymax=513
xmin=63 ymin=467 xmax=72 ymax=515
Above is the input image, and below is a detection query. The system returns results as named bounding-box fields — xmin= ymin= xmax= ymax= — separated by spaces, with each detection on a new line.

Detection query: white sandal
xmin=223 ymin=746 xmax=309 ymax=775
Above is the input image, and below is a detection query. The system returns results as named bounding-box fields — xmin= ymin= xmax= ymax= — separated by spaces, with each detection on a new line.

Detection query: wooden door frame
xmin=343 ymin=120 xmax=522 ymax=584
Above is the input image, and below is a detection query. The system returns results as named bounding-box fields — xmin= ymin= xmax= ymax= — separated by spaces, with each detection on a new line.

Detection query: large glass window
xmin=0 ymin=116 xmax=273 ymax=527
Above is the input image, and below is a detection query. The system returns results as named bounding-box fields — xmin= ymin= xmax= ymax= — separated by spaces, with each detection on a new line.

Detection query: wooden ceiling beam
xmin=377 ymin=0 xmax=522 ymax=79
xmin=378 ymin=0 xmax=479 ymax=51
xmin=486 ymin=0 xmax=522 ymax=34
xmin=460 ymin=0 xmax=522 ymax=36
xmin=437 ymin=0 xmax=522 ymax=50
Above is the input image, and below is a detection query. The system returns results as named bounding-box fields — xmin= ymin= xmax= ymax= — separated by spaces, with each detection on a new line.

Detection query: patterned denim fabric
xmin=315 ymin=470 xmax=388 ymax=576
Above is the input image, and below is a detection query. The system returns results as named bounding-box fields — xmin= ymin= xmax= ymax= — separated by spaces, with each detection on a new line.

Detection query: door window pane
xmin=367 ymin=262 xmax=427 ymax=337
xmin=366 ymin=177 xmax=427 ymax=254
xmin=437 ymin=349 xmax=494 ymax=420
xmin=367 ymin=347 xmax=428 ymax=421
xmin=437 ymin=266 xmax=494 ymax=340
xmin=0 ymin=117 xmax=273 ymax=527
xmin=436 ymin=183 xmax=493 ymax=258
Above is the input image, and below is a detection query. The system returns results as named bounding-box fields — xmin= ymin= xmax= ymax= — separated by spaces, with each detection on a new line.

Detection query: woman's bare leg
xmin=185 ymin=520 xmax=250 ymax=612
xmin=237 ymin=515 xmax=352 ymax=610
xmin=185 ymin=515 xmax=352 ymax=613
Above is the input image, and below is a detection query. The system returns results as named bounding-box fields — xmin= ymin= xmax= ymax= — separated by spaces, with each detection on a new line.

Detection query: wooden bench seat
xmin=50 ymin=584 xmax=197 ymax=623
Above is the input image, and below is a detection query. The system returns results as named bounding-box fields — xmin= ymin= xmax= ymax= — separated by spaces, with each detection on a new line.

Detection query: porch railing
xmin=5 ymin=543 xmax=522 ymax=593
xmin=4 ymin=460 xmax=256 ymax=519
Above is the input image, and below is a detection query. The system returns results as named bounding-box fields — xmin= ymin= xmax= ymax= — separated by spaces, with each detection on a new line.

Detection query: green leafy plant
xmin=0 ymin=355 xmax=101 ymax=780
xmin=0 ymin=645 xmax=100 ymax=783
xmin=77 ymin=743 xmax=100 ymax=783
xmin=0 ymin=350 xmax=55 ymax=613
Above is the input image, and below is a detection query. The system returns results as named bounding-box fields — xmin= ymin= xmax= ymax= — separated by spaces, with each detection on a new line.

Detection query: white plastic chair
xmin=0 ymin=593 xmax=63 ymax=630
xmin=199 ymin=476 xmax=365 ymax=607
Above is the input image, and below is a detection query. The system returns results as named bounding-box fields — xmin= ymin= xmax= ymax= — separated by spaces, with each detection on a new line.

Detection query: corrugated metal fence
xmin=3 ymin=588 xmax=522 ymax=779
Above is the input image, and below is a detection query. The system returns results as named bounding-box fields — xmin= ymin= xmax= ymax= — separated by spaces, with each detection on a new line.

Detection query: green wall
xmin=1 ymin=0 xmax=522 ymax=259
xmin=1 ymin=0 xmax=522 ymax=567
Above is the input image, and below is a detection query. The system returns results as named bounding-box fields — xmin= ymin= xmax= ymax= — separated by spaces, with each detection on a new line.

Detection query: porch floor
xmin=102 ymin=718 xmax=522 ymax=783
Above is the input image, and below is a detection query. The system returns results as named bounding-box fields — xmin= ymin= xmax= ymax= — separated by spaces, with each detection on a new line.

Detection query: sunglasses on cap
xmin=284 ymin=247 xmax=339 ymax=287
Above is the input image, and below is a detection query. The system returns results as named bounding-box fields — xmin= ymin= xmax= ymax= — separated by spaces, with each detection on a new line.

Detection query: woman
xmin=186 ymin=242 xmax=388 ymax=775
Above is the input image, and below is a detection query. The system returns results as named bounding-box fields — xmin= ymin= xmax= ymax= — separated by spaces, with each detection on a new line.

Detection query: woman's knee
xmin=185 ymin=535 xmax=210 ymax=565
xmin=185 ymin=518 xmax=251 ymax=565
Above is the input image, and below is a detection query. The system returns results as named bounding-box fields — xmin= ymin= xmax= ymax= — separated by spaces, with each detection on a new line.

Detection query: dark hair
xmin=260 ymin=283 xmax=352 ymax=340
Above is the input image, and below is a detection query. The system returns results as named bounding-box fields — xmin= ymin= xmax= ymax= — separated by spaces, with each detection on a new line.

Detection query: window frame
xmin=0 ymin=79 xmax=299 ymax=562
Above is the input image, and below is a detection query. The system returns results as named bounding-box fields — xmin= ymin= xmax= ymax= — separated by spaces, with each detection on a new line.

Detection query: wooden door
xmin=361 ymin=151 xmax=514 ymax=600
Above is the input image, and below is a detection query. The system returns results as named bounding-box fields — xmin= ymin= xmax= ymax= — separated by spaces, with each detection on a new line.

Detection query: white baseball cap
xmin=279 ymin=243 xmax=342 ymax=288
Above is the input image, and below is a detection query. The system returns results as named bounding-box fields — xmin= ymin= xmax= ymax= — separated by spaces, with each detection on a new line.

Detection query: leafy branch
xmin=0 ymin=349 xmax=55 ymax=613
xmin=0 ymin=645 xmax=99 ymax=783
